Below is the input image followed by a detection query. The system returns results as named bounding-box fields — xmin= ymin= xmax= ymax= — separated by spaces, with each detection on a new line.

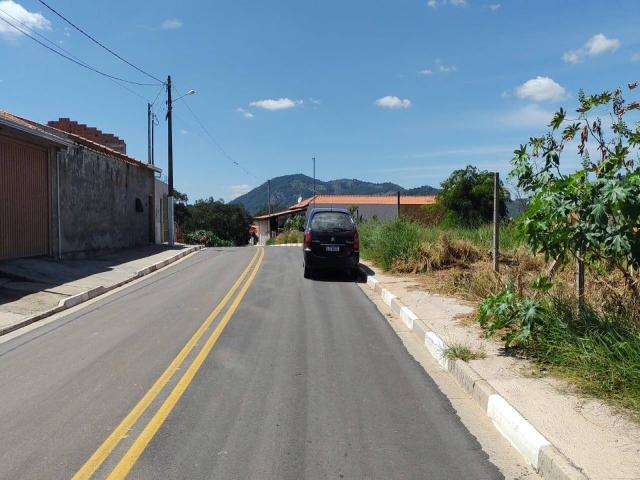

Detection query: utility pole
xmin=166 ymin=75 xmax=175 ymax=246
xmin=312 ymin=156 xmax=316 ymax=209
xmin=267 ymin=179 xmax=272 ymax=240
xmin=492 ymin=172 xmax=500 ymax=272
xmin=147 ymin=103 xmax=152 ymax=164
xmin=151 ymin=110 xmax=155 ymax=165
xmin=267 ymin=179 xmax=271 ymax=215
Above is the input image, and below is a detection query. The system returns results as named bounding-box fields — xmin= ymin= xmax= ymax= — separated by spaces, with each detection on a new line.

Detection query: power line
xmin=0 ymin=7 xmax=155 ymax=103
xmin=0 ymin=14 xmax=158 ymax=87
xmin=151 ymin=84 xmax=165 ymax=106
xmin=35 ymin=0 xmax=164 ymax=85
xmin=176 ymin=94 xmax=264 ymax=182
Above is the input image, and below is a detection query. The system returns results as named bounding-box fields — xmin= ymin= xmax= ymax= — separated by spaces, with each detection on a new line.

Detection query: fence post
xmin=397 ymin=191 xmax=401 ymax=218
xmin=576 ymin=255 xmax=585 ymax=310
xmin=492 ymin=172 xmax=500 ymax=273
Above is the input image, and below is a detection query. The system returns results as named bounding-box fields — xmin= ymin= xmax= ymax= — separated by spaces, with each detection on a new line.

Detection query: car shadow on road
xmin=306 ymin=264 xmax=368 ymax=284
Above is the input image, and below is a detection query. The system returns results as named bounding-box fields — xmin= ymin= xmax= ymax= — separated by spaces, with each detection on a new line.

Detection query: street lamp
xmin=166 ymin=77 xmax=195 ymax=246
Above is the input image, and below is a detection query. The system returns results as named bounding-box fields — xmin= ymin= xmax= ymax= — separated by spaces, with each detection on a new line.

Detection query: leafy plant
xmin=284 ymin=214 xmax=305 ymax=232
xmin=510 ymin=83 xmax=640 ymax=295
xmin=478 ymin=277 xmax=550 ymax=347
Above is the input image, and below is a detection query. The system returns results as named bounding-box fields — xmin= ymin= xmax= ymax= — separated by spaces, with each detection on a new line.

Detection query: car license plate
xmin=326 ymin=245 xmax=340 ymax=252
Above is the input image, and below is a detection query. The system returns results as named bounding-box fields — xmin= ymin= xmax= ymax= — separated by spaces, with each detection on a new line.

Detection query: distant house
xmin=253 ymin=194 xmax=436 ymax=245
xmin=0 ymin=110 xmax=165 ymax=260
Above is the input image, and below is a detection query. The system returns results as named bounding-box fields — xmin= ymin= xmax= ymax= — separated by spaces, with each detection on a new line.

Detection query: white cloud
xmin=249 ymin=98 xmax=302 ymax=110
xmin=161 ymin=18 xmax=183 ymax=30
xmin=562 ymin=33 xmax=620 ymax=63
xmin=585 ymin=33 xmax=620 ymax=56
xmin=516 ymin=76 xmax=566 ymax=102
xmin=488 ymin=4 xmax=501 ymax=10
xmin=0 ymin=0 xmax=50 ymax=38
xmin=236 ymin=107 xmax=254 ymax=118
xmin=501 ymin=104 xmax=555 ymax=129
xmin=562 ymin=51 xmax=581 ymax=64
xmin=228 ymin=184 xmax=252 ymax=197
xmin=631 ymin=53 xmax=640 ymax=62
xmin=417 ymin=60 xmax=456 ymax=76
xmin=435 ymin=58 xmax=456 ymax=73
xmin=308 ymin=97 xmax=321 ymax=105
xmin=180 ymin=129 xmax=188 ymax=135
xmin=427 ymin=0 xmax=466 ymax=7
xmin=374 ymin=96 xmax=412 ymax=109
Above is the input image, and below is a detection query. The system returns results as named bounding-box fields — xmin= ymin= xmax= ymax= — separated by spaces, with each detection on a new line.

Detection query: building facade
xmin=0 ymin=110 xmax=161 ymax=260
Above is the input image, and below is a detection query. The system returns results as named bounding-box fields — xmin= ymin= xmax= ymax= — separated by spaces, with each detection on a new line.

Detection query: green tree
xmin=510 ymin=83 xmax=640 ymax=294
xmin=183 ymin=198 xmax=252 ymax=246
xmin=438 ymin=165 xmax=509 ymax=226
xmin=173 ymin=190 xmax=191 ymax=229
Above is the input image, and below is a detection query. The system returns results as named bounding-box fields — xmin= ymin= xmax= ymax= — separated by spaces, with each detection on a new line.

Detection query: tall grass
xmin=359 ymin=217 xmax=523 ymax=271
xmin=528 ymin=298 xmax=640 ymax=415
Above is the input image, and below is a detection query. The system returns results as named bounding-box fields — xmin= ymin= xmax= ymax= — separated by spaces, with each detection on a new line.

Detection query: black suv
xmin=303 ymin=208 xmax=360 ymax=278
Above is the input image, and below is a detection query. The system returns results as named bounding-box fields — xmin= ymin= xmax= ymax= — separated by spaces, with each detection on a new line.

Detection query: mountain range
xmin=230 ymin=174 xmax=440 ymax=215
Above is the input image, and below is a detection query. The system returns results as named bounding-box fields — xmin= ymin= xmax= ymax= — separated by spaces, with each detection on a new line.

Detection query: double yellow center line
xmin=72 ymin=247 xmax=264 ymax=480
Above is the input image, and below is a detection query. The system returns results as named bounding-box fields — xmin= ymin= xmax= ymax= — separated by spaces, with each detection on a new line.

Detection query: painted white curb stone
xmin=359 ymin=266 xmax=587 ymax=480
xmin=487 ymin=394 xmax=550 ymax=466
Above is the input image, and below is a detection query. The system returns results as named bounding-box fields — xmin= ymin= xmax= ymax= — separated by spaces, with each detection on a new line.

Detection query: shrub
xmin=184 ymin=229 xmax=233 ymax=247
xmin=284 ymin=214 xmax=305 ymax=232
xmin=478 ymin=276 xmax=552 ymax=347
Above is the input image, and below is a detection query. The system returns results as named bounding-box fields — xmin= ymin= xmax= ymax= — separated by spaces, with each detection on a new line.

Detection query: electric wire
xmin=34 ymin=0 xmax=164 ymax=85
xmin=0 ymin=7 xmax=154 ymax=103
xmin=0 ymin=14 xmax=157 ymax=87
xmin=176 ymin=94 xmax=264 ymax=182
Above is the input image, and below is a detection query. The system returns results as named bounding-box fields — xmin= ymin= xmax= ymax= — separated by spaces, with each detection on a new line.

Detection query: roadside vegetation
xmin=266 ymin=214 xmax=306 ymax=245
xmin=360 ymin=83 xmax=640 ymax=417
xmin=175 ymin=194 xmax=252 ymax=246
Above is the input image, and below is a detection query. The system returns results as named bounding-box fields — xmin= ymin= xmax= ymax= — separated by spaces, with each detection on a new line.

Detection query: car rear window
xmin=310 ymin=212 xmax=354 ymax=231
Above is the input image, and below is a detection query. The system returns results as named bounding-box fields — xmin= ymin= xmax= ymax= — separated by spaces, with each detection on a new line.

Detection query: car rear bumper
xmin=303 ymin=249 xmax=359 ymax=270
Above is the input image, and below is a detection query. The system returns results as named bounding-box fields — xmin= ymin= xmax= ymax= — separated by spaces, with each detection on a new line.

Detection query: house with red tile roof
xmin=253 ymin=194 xmax=437 ymax=244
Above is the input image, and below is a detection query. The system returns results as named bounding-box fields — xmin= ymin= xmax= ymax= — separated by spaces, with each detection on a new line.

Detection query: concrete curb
xmin=359 ymin=267 xmax=588 ymax=480
xmin=0 ymin=246 xmax=204 ymax=337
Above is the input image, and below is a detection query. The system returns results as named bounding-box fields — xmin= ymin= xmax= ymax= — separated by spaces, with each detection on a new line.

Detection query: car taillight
xmin=353 ymin=230 xmax=360 ymax=250
xmin=304 ymin=230 xmax=312 ymax=248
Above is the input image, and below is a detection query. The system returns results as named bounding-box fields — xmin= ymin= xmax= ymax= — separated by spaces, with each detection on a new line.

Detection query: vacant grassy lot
xmin=360 ymin=217 xmax=640 ymax=418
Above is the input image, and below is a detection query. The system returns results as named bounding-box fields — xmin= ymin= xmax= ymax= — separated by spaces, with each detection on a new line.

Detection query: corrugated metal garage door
xmin=0 ymin=137 xmax=50 ymax=260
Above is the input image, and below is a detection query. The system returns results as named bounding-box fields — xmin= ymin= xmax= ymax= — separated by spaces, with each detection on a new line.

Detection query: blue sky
xmin=1 ymin=0 xmax=639 ymax=202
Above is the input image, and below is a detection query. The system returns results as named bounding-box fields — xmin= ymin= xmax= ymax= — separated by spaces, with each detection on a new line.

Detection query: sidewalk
xmin=360 ymin=260 xmax=640 ymax=480
xmin=0 ymin=245 xmax=202 ymax=335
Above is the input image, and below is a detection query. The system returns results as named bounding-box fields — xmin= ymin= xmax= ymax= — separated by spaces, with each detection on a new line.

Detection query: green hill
xmin=230 ymin=174 xmax=440 ymax=215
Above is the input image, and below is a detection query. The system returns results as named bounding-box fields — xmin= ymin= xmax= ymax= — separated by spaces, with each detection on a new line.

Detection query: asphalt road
xmin=0 ymin=246 xmax=506 ymax=479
